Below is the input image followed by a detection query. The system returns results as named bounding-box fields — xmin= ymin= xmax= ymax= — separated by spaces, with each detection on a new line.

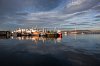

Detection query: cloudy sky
xmin=0 ymin=0 xmax=100 ymax=30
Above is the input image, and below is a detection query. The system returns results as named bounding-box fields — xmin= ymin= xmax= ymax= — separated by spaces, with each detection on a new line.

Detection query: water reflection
xmin=0 ymin=35 xmax=62 ymax=43
xmin=0 ymin=35 xmax=100 ymax=66
xmin=0 ymin=36 xmax=10 ymax=39
xmin=13 ymin=36 xmax=62 ymax=43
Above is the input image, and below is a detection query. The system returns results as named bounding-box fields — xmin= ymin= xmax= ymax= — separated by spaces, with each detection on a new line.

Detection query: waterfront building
xmin=0 ymin=31 xmax=11 ymax=36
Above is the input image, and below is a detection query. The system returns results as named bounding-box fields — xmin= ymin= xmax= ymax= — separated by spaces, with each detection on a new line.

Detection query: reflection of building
xmin=0 ymin=31 xmax=11 ymax=36
xmin=15 ymin=36 xmax=62 ymax=43
xmin=0 ymin=36 xmax=10 ymax=39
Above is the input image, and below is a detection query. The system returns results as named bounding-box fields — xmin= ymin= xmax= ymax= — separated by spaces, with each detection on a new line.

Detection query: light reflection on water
xmin=14 ymin=36 xmax=62 ymax=43
xmin=0 ymin=34 xmax=100 ymax=66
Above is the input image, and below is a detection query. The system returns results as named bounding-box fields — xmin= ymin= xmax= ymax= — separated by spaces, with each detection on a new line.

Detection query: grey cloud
xmin=0 ymin=0 xmax=63 ymax=15
xmin=63 ymin=11 xmax=87 ymax=20
xmin=94 ymin=19 xmax=100 ymax=21
xmin=0 ymin=0 xmax=100 ymax=30
xmin=95 ymin=15 xmax=100 ymax=18
xmin=74 ymin=23 xmax=90 ymax=26
xmin=92 ymin=4 xmax=100 ymax=12
xmin=69 ymin=22 xmax=89 ymax=25
xmin=15 ymin=12 xmax=29 ymax=16
xmin=63 ymin=0 xmax=100 ymax=14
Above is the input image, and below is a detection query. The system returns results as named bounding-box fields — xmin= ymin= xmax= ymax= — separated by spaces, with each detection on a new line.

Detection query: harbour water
xmin=0 ymin=34 xmax=100 ymax=66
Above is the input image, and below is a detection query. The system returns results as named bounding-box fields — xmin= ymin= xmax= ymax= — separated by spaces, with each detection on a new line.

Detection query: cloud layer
xmin=0 ymin=0 xmax=100 ymax=30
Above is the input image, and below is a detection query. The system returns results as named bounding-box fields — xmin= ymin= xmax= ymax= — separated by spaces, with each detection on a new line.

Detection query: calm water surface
xmin=0 ymin=34 xmax=100 ymax=66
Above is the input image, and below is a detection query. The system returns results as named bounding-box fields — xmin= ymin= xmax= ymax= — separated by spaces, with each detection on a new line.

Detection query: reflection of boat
xmin=15 ymin=36 xmax=62 ymax=43
xmin=31 ymin=36 xmax=39 ymax=41
xmin=46 ymin=33 xmax=58 ymax=38
xmin=57 ymin=37 xmax=62 ymax=42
